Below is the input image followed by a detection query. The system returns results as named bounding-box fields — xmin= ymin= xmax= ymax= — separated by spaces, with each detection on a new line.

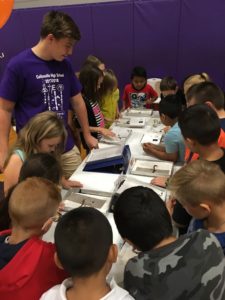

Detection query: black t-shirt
xmin=0 ymin=234 xmax=27 ymax=269
xmin=172 ymin=148 xmax=225 ymax=232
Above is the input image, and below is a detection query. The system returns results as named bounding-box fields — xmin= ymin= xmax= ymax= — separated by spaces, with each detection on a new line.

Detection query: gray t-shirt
xmin=124 ymin=229 xmax=225 ymax=300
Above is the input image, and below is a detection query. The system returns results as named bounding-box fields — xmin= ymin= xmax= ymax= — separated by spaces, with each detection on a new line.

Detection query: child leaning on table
xmin=0 ymin=177 xmax=67 ymax=300
xmin=122 ymin=66 xmax=158 ymax=110
xmin=143 ymin=94 xmax=185 ymax=163
xmin=40 ymin=207 xmax=134 ymax=300
xmin=168 ymin=159 xmax=225 ymax=254
xmin=113 ymin=186 xmax=225 ymax=300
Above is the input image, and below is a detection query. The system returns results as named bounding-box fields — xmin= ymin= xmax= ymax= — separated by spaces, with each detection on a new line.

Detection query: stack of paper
xmin=141 ymin=132 xmax=163 ymax=145
xmin=124 ymin=108 xmax=153 ymax=117
xmin=100 ymin=128 xmax=132 ymax=145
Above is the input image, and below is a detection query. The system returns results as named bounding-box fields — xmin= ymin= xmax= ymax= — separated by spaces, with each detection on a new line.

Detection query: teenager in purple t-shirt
xmin=0 ymin=11 xmax=97 ymax=181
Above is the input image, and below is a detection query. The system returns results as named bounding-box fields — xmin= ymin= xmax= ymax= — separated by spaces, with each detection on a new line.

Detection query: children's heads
xmin=159 ymin=94 xmax=182 ymax=125
xmin=131 ymin=66 xmax=147 ymax=91
xmin=160 ymin=76 xmax=178 ymax=97
xmin=79 ymin=66 xmax=104 ymax=101
xmin=178 ymin=104 xmax=220 ymax=149
xmin=186 ymin=81 xmax=225 ymax=110
xmin=83 ymin=55 xmax=105 ymax=72
xmin=9 ymin=177 xmax=61 ymax=230
xmin=168 ymin=160 xmax=225 ymax=218
xmin=99 ymin=69 xmax=118 ymax=98
xmin=19 ymin=153 xmax=62 ymax=185
xmin=183 ymin=72 xmax=210 ymax=95
xmin=16 ymin=111 xmax=67 ymax=157
xmin=113 ymin=186 xmax=172 ymax=252
xmin=40 ymin=10 xmax=81 ymax=41
xmin=55 ymin=207 xmax=116 ymax=278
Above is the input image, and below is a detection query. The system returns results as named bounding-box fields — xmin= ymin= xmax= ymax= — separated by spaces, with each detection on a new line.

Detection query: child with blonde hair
xmin=0 ymin=177 xmax=67 ymax=300
xmin=4 ymin=111 xmax=82 ymax=194
xmin=99 ymin=69 xmax=120 ymax=128
xmin=183 ymin=72 xmax=211 ymax=95
xmin=168 ymin=159 xmax=225 ymax=253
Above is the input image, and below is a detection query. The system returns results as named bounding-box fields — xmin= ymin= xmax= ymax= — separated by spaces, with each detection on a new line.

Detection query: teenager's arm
xmin=71 ymin=93 xmax=98 ymax=149
xmin=4 ymin=154 xmax=23 ymax=195
xmin=0 ymin=98 xmax=14 ymax=172
xmin=89 ymin=126 xmax=115 ymax=138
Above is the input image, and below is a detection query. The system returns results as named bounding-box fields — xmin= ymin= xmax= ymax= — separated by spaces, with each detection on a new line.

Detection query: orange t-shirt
xmin=185 ymin=129 xmax=225 ymax=162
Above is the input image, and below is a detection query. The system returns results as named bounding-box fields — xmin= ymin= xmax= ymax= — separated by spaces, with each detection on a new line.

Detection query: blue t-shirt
xmin=188 ymin=218 xmax=225 ymax=254
xmin=0 ymin=49 xmax=82 ymax=152
xmin=164 ymin=122 xmax=185 ymax=162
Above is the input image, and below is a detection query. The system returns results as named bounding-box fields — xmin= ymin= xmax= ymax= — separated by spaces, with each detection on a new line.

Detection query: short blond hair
xmin=183 ymin=73 xmax=211 ymax=95
xmin=9 ymin=177 xmax=61 ymax=229
xmin=168 ymin=160 xmax=225 ymax=206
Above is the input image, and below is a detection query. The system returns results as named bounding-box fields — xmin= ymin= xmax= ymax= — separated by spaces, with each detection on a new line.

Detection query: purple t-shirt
xmin=0 ymin=49 xmax=82 ymax=152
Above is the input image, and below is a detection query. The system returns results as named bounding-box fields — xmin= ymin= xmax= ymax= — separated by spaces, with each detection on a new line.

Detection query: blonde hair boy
xmin=168 ymin=160 xmax=225 ymax=253
xmin=0 ymin=177 xmax=66 ymax=300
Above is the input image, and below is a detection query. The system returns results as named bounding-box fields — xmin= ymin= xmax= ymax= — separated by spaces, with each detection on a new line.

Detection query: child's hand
xmin=163 ymin=126 xmax=171 ymax=133
xmin=99 ymin=128 xmax=116 ymax=138
xmin=142 ymin=143 xmax=153 ymax=154
xmin=151 ymin=176 xmax=167 ymax=188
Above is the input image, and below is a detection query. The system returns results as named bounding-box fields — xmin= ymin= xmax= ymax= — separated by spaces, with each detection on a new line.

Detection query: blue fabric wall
xmin=1 ymin=0 xmax=225 ymax=90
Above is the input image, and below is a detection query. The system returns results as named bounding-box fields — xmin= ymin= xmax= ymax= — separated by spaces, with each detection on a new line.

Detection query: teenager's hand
xmin=84 ymin=134 xmax=98 ymax=149
xmin=151 ymin=176 xmax=167 ymax=188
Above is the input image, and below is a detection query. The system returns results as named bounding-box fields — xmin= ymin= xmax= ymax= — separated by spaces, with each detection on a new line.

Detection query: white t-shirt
xmin=40 ymin=277 xmax=134 ymax=300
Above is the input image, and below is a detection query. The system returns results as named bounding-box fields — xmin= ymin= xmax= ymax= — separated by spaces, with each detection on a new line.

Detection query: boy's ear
xmin=54 ymin=252 xmax=64 ymax=270
xmin=41 ymin=217 xmax=53 ymax=234
xmin=205 ymin=101 xmax=216 ymax=111
xmin=199 ymin=203 xmax=211 ymax=214
xmin=108 ymin=244 xmax=118 ymax=263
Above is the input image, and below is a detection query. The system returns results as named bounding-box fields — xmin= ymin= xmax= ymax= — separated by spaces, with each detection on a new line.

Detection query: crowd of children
xmin=1 ymin=8 xmax=225 ymax=300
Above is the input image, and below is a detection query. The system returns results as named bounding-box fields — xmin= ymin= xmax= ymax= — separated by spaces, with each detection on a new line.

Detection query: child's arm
xmin=142 ymin=143 xmax=178 ymax=162
xmin=146 ymin=84 xmax=158 ymax=104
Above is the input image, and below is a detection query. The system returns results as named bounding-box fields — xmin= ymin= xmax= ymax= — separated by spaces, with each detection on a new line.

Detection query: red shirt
xmin=0 ymin=230 xmax=67 ymax=300
xmin=122 ymin=83 xmax=158 ymax=109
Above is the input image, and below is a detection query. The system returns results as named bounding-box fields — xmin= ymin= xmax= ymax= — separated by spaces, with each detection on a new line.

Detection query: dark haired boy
xmin=113 ymin=186 xmax=225 ymax=300
xmin=122 ymin=66 xmax=158 ymax=109
xmin=40 ymin=207 xmax=134 ymax=300
xmin=143 ymin=94 xmax=185 ymax=162
xmin=0 ymin=10 xmax=97 ymax=178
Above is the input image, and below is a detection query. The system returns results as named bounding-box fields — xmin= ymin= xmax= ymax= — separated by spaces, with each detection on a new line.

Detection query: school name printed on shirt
xmin=36 ymin=73 xmax=65 ymax=116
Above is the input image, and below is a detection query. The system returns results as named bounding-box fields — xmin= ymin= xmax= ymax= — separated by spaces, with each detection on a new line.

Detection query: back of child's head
xmin=82 ymin=55 xmax=105 ymax=71
xmin=113 ymin=186 xmax=172 ymax=252
xmin=19 ymin=153 xmax=62 ymax=185
xmin=55 ymin=207 xmax=113 ymax=277
xmin=178 ymin=104 xmax=220 ymax=145
xmin=159 ymin=94 xmax=182 ymax=119
xmin=186 ymin=82 xmax=224 ymax=110
xmin=183 ymin=72 xmax=211 ymax=95
xmin=16 ymin=111 xmax=67 ymax=157
xmin=79 ymin=66 xmax=104 ymax=101
xmin=131 ymin=66 xmax=147 ymax=79
xmin=40 ymin=10 xmax=81 ymax=41
xmin=168 ymin=160 xmax=225 ymax=207
xmin=160 ymin=76 xmax=178 ymax=92
xmin=99 ymin=69 xmax=118 ymax=98
xmin=9 ymin=177 xmax=61 ymax=229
